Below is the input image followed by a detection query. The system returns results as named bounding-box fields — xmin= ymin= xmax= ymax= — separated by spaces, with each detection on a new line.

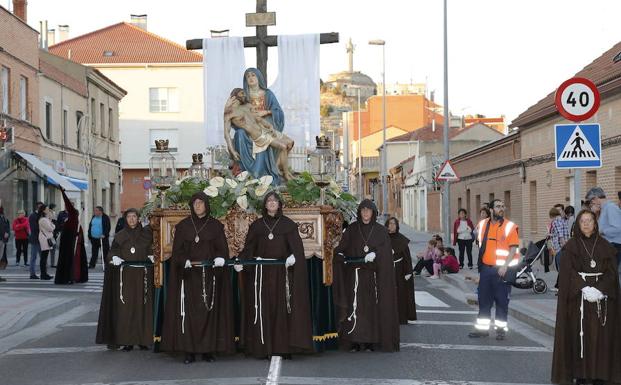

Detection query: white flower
xmin=255 ymin=184 xmax=269 ymax=197
xmin=259 ymin=175 xmax=273 ymax=186
xmin=209 ymin=176 xmax=225 ymax=188
xmin=236 ymin=171 xmax=249 ymax=181
xmin=239 ymin=188 xmax=247 ymax=196
xmin=236 ymin=195 xmax=248 ymax=210
xmin=245 ymin=179 xmax=260 ymax=186
xmin=175 ymin=180 xmax=181 ymax=185
xmin=203 ymin=186 xmax=218 ymax=197
xmin=226 ymin=178 xmax=238 ymax=188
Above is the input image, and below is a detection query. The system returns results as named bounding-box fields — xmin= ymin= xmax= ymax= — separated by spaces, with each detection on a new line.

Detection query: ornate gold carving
xmin=221 ymin=206 xmax=258 ymax=257
xmin=297 ymin=222 xmax=315 ymax=240
xmin=321 ymin=206 xmax=344 ymax=286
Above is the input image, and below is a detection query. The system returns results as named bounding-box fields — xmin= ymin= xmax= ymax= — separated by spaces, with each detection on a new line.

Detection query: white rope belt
xmin=253 ymin=258 xmax=278 ymax=345
xmin=181 ymin=279 xmax=186 ymax=334
xmin=119 ymin=265 xmax=149 ymax=305
xmin=393 ymin=257 xmax=403 ymax=266
xmin=347 ymin=268 xmax=360 ymax=334
xmin=578 ymin=272 xmax=605 ymax=359
xmin=201 ymin=266 xmax=216 ymax=311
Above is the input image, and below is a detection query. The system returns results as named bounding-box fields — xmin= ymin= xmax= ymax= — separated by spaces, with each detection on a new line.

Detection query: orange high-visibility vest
xmin=477 ymin=218 xmax=520 ymax=267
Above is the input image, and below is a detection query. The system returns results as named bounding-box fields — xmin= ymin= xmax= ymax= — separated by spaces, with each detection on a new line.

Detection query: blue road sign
xmin=554 ymin=123 xmax=601 ymax=169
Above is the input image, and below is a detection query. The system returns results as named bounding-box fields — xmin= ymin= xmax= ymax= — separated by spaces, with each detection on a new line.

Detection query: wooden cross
xmin=186 ymin=0 xmax=339 ymax=83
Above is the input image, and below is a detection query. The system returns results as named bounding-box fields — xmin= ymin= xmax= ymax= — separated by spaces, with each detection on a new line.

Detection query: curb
xmin=441 ymin=273 xmax=556 ymax=337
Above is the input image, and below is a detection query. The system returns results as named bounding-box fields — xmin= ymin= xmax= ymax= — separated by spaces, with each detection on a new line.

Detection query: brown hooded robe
xmin=389 ymin=232 xmax=417 ymax=323
xmin=238 ymin=214 xmax=313 ymax=357
xmin=96 ymin=219 xmax=154 ymax=346
xmin=551 ymin=234 xmax=621 ymax=384
xmin=160 ymin=192 xmax=235 ymax=355
xmin=333 ymin=199 xmax=400 ymax=352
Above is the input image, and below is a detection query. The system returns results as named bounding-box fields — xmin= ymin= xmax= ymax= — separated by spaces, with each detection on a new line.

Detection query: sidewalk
xmin=398 ymin=222 xmax=558 ymax=336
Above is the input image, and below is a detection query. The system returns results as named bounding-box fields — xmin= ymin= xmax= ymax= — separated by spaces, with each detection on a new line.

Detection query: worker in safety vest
xmin=468 ymin=199 xmax=520 ymax=341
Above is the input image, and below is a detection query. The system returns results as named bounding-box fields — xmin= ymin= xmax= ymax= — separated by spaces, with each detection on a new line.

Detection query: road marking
xmin=278 ymin=378 xmax=549 ymax=385
xmin=5 ymin=346 xmax=108 ymax=355
xmin=63 ymin=322 xmax=98 ymax=327
xmin=416 ymin=310 xmax=478 ymax=315
xmin=400 ymin=342 xmax=551 ymax=352
xmin=0 ymin=286 xmax=101 ymax=293
xmin=53 ymin=379 xmax=264 ymax=385
xmin=266 ymin=355 xmax=282 ymax=385
xmin=408 ymin=320 xmax=472 ymax=326
xmin=415 ymin=291 xmax=449 ymax=308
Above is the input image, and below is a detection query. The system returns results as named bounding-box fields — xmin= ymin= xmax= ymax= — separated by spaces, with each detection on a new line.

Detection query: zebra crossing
xmin=0 ymin=271 xmax=104 ymax=293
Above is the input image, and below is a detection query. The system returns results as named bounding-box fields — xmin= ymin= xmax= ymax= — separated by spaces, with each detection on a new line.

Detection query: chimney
xmin=58 ymin=25 xmax=70 ymax=42
xmin=12 ymin=0 xmax=27 ymax=22
xmin=47 ymin=28 xmax=56 ymax=46
xmin=130 ymin=14 xmax=147 ymax=30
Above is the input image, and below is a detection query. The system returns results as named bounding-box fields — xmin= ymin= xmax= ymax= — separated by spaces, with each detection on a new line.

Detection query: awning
xmin=15 ymin=151 xmax=79 ymax=192
xmin=46 ymin=175 xmax=88 ymax=191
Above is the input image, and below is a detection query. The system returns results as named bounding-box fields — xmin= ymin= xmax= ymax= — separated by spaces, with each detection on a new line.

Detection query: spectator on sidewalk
xmin=88 ymin=206 xmax=111 ymax=269
xmin=37 ymin=205 xmax=55 ymax=280
xmin=434 ymin=247 xmax=460 ymax=276
xmin=48 ymin=203 xmax=58 ymax=268
xmin=554 ymin=203 xmax=566 ymax=219
xmin=114 ymin=212 xmax=126 ymax=234
xmin=414 ymin=239 xmax=440 ymax=276
xmin=549 ymin=207 xmax=570 ymax=292
xmin=551 ymin=209 xmax=621 ymax=385
xmin=474 ymin=207 xmax=491 ymax=247
xmin=586 ymin=187 xmax=621 ymax=285
xmin=28 ymin=202 xmax=43 ymax=279
xmin=565 ymin=205 xmax=575 ymax=237
xmin=0 ymin=207 xmax=10 ymax=269
xmin=433 ymin=234 xmax=444 ymax=250
xmin=453 ymin=209 xmax=475 ymax=269
xmin=12 ymin=209 xmax=29 ymax=266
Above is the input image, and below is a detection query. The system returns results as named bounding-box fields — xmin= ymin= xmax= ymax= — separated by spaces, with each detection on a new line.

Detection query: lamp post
xmin=442 ymin=0 xmax=451 ymax=244
xmin=309 ymin=136 xmax=336 ymax=205
xmin=149 ymin=139 xmax=177 ymax=208
xmin=369 ymin=39 xmax=387 ymax=219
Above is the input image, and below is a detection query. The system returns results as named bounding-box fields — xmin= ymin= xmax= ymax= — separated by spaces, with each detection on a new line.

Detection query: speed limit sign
xmin=555 ymin=77 xmax=600 ymax=122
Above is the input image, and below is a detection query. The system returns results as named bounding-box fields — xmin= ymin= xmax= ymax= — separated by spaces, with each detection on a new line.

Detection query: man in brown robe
xmin=160 ymin=192 xmax=235 ymax=364
xmin=386 ymin=217 xmax=417 ymax=324
xmin=96 ymin=208 xmax=154 ymax=351
xmin=237 ymin=191 xmax=313 ymax=358
xmin=333 ymin=199 xmax=399 ymax=352
xmin=552 ymin=209 xmax=621 ymax=385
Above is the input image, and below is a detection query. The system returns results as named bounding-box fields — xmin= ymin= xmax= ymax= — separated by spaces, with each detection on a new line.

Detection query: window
xmin=504 ymin=190 xmax=511 ymax=218
xmin=19 ymin=76 xmax=28 ymax=120
xmin=488 ymin=193 xmax=495 ymax=205
xmin=90 ymin=98 xmax=96 ymax=133
xmin=475 ymin=194 xmax=481 ymax=212
xmin=149 ymin=87 xmax=179 ymax=112
xmin=149 ymin=129 xmax=179 ymax=152
xmin=45 ymin=102 xmax=52 ymax=139
xmin=457 ymin=197 xmax=462 ymax=211
xmin=62 ymin=109 xmax=68 ymax=145
xmin=530 ymin=181 xmax=537 ymax=233
xmin=31 ymin=181 xmax=39 ymax=212
xmin=92 ymin=179 xmax=97 ymax=206
xmin=17 ymin=180 xmax=27 ymax=212
xmin=108 ymin=107 xmax=113 ymax=140
xmin=586 ymin=171 xmax=597 ymax=190
xmin=1 ymin=66 xmax=9 ymax=114
xmin=466 ymin=189 xmax=471 ymax=217
xmin=100 ymin=103 xmax=105 ymax=137
xmin=110 ymin=182 xmax=116 ymax=214
xmin=76 ymin=111 xmax=84 ymax=149
xmin=102 ymin=188 xmax=107 ymax=213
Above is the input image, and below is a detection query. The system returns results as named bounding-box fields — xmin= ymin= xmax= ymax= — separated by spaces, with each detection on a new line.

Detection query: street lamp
xmin=349 ymin=85 xmax=363 ymax=199
xmin=369 ymin=39 xmax=387 ymax=219
xmin=442 ymin=0 xmax=451 ymax=243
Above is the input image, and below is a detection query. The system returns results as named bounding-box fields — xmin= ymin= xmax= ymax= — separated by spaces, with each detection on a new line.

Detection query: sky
xmin=17 ymin=0 xmax=621 ymax=123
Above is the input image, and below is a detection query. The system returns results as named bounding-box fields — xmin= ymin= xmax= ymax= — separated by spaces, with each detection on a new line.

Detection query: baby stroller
xmin=504 ymin=238 xmax=549 ymax=294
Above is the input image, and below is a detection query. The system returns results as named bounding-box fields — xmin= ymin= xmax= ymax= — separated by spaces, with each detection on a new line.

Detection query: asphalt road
xmin=0 ymin=262 xmax=554 ymax=385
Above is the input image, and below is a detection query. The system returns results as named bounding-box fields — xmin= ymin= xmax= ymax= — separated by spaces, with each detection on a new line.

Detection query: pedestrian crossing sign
xmin=554 ymin=123 xmax=601 ymax=169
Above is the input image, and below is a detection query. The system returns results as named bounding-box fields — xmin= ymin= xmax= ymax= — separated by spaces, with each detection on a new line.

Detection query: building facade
xmin=49 ymin=20 xmax=204 ymax=211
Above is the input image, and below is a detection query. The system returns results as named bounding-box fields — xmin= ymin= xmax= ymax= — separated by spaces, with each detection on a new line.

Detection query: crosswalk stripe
xmin=414 ymin=291 xmax=449 ymax=308
xmin=63 ymin=322 xmax=98 ymax=327
xmin=417 ymin=310 xmax=478 ymax=314
xmin=400 ymin=342 xmax=551 ymax=352
xmin=0 ymin=286 xmax=101 ymax=293
xmin=408 ymin=320 xmax=472 ymax=326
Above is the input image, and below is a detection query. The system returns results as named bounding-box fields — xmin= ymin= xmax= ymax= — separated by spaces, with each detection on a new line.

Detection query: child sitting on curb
xmin=414 ymin=239 xmax=441 ymax=276
xmin=433 ymin=247 xmax=460 ymax=276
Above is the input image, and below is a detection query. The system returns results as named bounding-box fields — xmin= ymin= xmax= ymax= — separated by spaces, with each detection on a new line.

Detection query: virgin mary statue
xmin=232 ymin=68 xmax=285 ymax=185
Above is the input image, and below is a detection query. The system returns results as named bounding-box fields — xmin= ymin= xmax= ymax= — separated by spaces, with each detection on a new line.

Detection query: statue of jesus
xmin=224 ymin=88 xmax=294 ymax=181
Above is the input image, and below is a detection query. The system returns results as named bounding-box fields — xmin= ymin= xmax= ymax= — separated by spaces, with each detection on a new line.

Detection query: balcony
xmin=352 ymin=156 xmax=379 ymax=173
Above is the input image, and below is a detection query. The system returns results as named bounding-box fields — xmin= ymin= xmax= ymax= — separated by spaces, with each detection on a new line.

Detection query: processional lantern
xmin=309 ymin=135 xmax=336 ymax=205
xmin=149 ymin=139 xmax=177 ymax=208
xmin=186 ymin=153 xmax=210 ymax=180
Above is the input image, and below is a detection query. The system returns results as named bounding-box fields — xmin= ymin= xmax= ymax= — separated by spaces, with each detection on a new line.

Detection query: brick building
xmin=510 ymin=41 xmax=621 ymax=241
xmin=449 ymin=131 xmax=522 ymax=240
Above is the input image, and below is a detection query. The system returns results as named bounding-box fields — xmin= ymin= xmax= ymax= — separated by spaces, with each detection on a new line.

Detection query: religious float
xmin=144 ymin=138 xmax=357 ymax=351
